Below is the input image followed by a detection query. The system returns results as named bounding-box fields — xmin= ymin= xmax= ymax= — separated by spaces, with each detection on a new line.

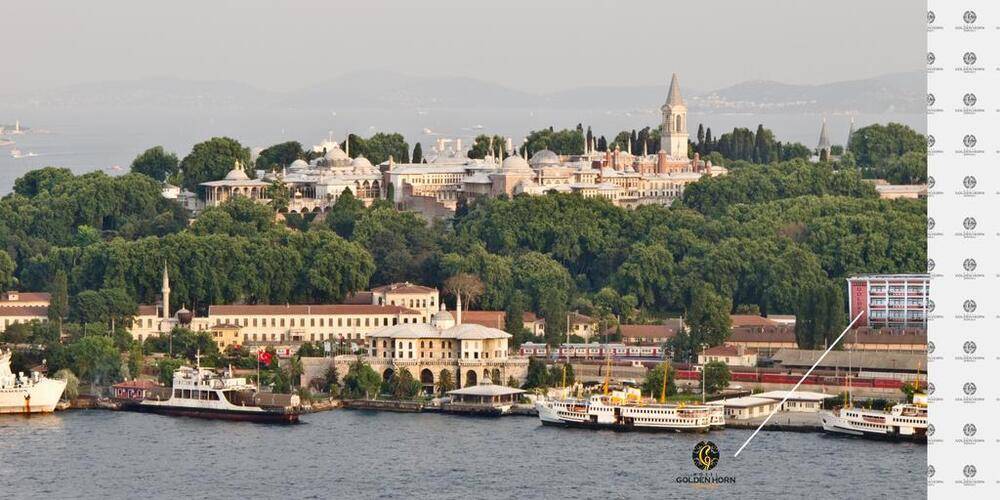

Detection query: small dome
xmin=501 ymin=154 xmax=531 ymax=172
xmin=290 ymin=159 xmax=308 ymax=169
xmin=351 ymin=156 xmax=373 ymax=169
xmin=529 ymin=149 xmax=560 ymax=166
xmin=175 ymin=307 xmax=193 ymax=325
xmin=224 ymin=167 xmax=250 ymax=181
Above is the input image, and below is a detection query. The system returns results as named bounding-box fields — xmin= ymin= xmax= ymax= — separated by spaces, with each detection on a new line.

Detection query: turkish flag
xmin=258 ymin=351 xmax=272 ymax=365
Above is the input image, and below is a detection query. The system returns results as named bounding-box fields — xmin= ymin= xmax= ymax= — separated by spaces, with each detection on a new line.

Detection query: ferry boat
xmin=819 ymin=394 xmax=927 ymax=442
xmin=536 ymin=388 xmax=719 ymax=432
xmin=0 ymin=349 xmax=67 ymax=414
xmin=120 ymin=364 xmax=301 ymax=423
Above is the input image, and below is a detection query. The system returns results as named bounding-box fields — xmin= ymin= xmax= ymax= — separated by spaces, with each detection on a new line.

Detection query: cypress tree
xmin=412 ymin=142 xmax=423 ymax=164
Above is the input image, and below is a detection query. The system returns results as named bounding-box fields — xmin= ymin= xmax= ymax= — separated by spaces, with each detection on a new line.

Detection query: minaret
xmin=817 ymin=118 xmax=831 ymax=157
xmin=161 ymin=262 xmax=170 ymax=321
xmin=455 ymin=292 xmax=462 ymax=325
xmin=660 ymin=73 xmax=688 ymax=159
xmin=846 ymin=117 xmax=856 ymax=151
xmin=345 ymin=133 xmax=350 ymax=157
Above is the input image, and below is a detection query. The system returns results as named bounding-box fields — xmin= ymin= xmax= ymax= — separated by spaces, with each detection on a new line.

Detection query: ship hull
xmin=820 ymin=412 xmax=926 ymax=443
xmin=123 ymin=401 xmax=298 ymax=423
xmin=539 ymin=418 xmax=709 ymax=433
xmin=0 ymin=378 xmax=67 ymax=414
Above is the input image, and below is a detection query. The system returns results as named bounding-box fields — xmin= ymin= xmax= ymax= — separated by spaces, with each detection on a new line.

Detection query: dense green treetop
xmin=179 ymin=137 xmax=252 ymax=191
xmin=130 ymin=146 xmax=180 ymax=182
xmin=255 ymin=141 xmax=304 ymax=171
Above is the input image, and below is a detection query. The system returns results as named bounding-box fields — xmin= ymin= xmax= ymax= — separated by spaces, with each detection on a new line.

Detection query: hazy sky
xmin=3 ymin=0 xmax=924 ymax=94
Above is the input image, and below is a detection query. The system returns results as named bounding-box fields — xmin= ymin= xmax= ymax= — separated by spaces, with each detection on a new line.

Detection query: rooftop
xmin=754 ymin=390 xmax=835 ymax=402
xmin=207 ymin=304 xmax=421 ymax=316
xmin=371 ymin=282 xmax=438 ymax=295
xmin=0 ymin=306 xmax=48 ymax=317
xmin=720 ymin=396 xmax=777 ymax=408
xmin=448 ymin=383 xmax=525 ymax=397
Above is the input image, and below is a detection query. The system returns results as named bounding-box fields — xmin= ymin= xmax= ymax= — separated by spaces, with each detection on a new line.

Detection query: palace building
xmin=306 ymin=296 xmax=529 ymax=392
xmin=1 ymin=291 xmax=50 ymax=331
xmin=184 ymin=74 xmax=725 ymax=218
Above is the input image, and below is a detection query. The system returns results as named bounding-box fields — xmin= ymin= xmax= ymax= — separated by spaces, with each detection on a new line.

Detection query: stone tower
xmin=660 ymin=73 xmax=688 ymax=159
xmin=816 ymin=118 xmax=832 ymax=158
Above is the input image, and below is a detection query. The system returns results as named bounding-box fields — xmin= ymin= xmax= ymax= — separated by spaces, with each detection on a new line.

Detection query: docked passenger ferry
xmin=120 ymin=365 xmax=301 ymax=423
xmin=819 ymin=394 xmax=927 ymax=442
xmin=536 ymin=388 xmax=722 ymax=432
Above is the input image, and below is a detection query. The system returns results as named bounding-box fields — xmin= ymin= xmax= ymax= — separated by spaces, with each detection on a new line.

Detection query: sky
xmin=3 ymin=0 xmax=924 ymax=94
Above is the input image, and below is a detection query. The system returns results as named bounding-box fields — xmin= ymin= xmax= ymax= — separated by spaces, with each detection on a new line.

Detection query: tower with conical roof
xmin=816 ymin=118 xmax=832 ymax=158
xmin=660 ymin=73 xmax=688 ymax=159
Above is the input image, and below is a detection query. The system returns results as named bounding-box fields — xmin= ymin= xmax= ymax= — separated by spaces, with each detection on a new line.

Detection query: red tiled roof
xmin=568 ymin=312 xmax=595 ymax=324
xmin=113 ymin=380 xmax=161 ymax=389
xmin=1 ymin=292 xmax=51 ymax=303
xmin=729 ymin=315 xmax=778 ymax=327
xmin=208 ymin=304 xmax=421 ymax=316
xmin=137 ymin=305 xmax=158 ymax=316
xmin=371 ymin=283 xmax=437 ymax=294
xmin=343 ymin=291 xmax=374 ymax=304
xmin=0 ymin=306 xmax=48 ymax=317
xmin=522 ymin=312 xmax=541 ymax=323
xmin=727 ymin=328 xmax=797 ymax=343
xmin=461 ymin=311 xmax=506 ymax=329
xmin=616 ymin=324 xmax=677 ymax=340
xmin=703 ymin=345 xmax=742 ymax=357
xmin=846 ymin=330 xmax=927 ymax=345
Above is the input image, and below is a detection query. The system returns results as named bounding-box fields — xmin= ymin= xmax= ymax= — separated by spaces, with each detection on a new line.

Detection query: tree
xmin=642 ymin=363 xmax=677 ymax=400
xmin=504 ymin=292 xmax=529 ymax=346
xmin=0 ymin=250 xmax=14 ymax=290
xmin=156 ymin=358 xmax=183 ymax=385
xmin=547 ymin=363 xmax=574 ymax=387
xmin=255 ymin=141 xmax=304 ymax=171
xmin=54 ymin=369 xmax=79 ymax=400
xmin=444 ymin=273 xmax=485 ymax=309
xmin=386 ymin=368 xmax=422 ymax=400
xmin=523 ymin=358 xmax=551 ymax=389
xmin=468 ymin=135 xmax=507 ymax=159
xmin=322 ymin=366 xmax=340 ymax=393
xmin=703 ymin=361 xmax=731 ymax=394
xmin=130 ymin=146 xmax=179 ymax=181
xmin=12 ymin=166 xmax=74 ymax=197
xmin=179 ymin=137 xmax=251 ymax=191
xmin=436 ymin=369 xmax=455 ymax=395
xmin=126 ymin=342 xmax=144 ymax=380
xmin=266 ymin=180 xmax=290 ymax=212
xmin=67 ymin=335 xmax=120 ymax=386
xmin=848 ymin=123 xmax=925 ymax=171
xmin=342 ymin=358 xmax=381 ymax=399
xmin=412 ymin=142 xmax=423 ymax=164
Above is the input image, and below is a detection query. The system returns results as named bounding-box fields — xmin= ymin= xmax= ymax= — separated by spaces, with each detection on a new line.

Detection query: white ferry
xmin=819 ymin=394 xmax=927 ymax=442
xmin=536 ymin=387 xmax=720 ymax=432
xmin=0 ymin=349 xmax=67 ymax=414
xmin=121 ymin=364 xmax=301 ymax=423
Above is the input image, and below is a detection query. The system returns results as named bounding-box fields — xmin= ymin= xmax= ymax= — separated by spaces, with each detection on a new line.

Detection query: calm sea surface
xmin=0 ymin=409 xmax=925 ymax=500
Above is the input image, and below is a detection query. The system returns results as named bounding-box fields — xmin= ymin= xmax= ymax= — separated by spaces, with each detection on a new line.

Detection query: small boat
xmin=0 ymin=349 xmax=67 ymax=414
xmin=119 ymin=362 xmax=301 ymax=423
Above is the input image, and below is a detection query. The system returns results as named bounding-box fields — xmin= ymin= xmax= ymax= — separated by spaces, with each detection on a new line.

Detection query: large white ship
xmin=120 ymin=364 xmax=302 ymax=423
xmin=536 ymin=387 xmax=722 ymax=432
xmin=819 ymin=394 xmax=927 ymax=442
xmin=0 ymin=349 xmax=67 ymax=414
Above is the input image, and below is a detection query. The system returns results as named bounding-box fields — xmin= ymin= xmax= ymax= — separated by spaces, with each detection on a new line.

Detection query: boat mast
xmin=659 ymin=358 xmax=669 ymax=404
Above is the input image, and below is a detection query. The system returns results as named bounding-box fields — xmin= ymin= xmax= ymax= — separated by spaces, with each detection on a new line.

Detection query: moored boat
xmin=119 ymin=364 xmax=301 ymax=423
xmin=536 ymin=388 xmax=717 ymax=432
xmin=820 ymin=394 xmax=927 ymax=442
xmin=1 ymin=349 xmax=67 ymax=414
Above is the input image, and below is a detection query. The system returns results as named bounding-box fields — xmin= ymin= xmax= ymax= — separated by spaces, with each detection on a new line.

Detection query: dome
xmin=223 ymin=166 xmax=250 ymax=181
xmin=325 ymin=145 xmax=350 ymax=161
xmin=175 ymin=306 xmax=193 ymax=325
xmin=290 ymin=159 xmax=308 ymax=169
xmin=501 ymin=154 xmax=531 ymax=172
xmin=529 ymin=149 xmax=560 ymax=166
xmin=430 ymin=305 xmax=455 ymax=329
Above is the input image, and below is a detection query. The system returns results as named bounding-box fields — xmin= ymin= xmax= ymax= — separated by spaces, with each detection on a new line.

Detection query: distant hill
xmin=0 ymin=70 xmax=922 ymax=114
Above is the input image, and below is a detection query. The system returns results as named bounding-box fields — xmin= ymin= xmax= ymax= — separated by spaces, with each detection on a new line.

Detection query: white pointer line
xmin=733 ymin=311 xmax=865 ymax=458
